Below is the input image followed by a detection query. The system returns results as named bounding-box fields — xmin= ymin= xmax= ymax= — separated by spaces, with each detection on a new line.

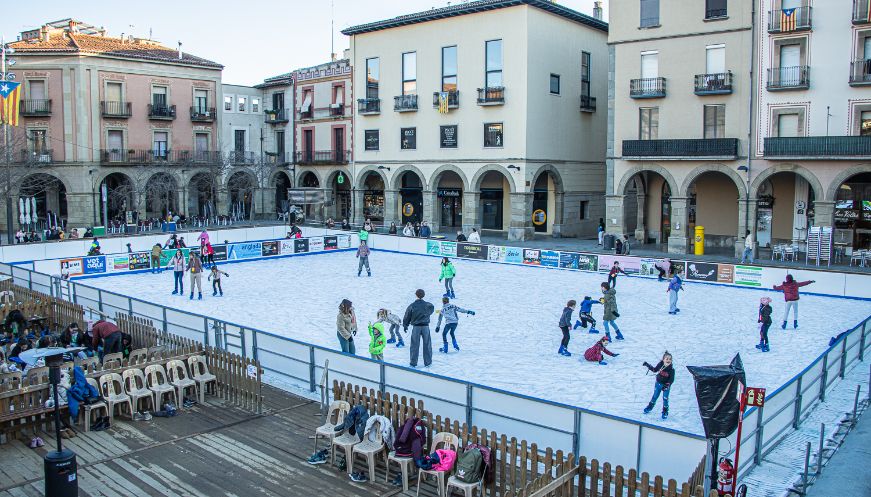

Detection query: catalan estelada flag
xmin=781 ymin=8 xmax=797 ymax=32
xmin=0 ymin=81 xmax=21 ymax=126
xmin=438 ymin=92 xmax=449 ymax=114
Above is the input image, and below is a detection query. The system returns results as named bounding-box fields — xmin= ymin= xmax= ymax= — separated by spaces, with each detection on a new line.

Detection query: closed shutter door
xmin=641 ymin=53 xmax=658 ymax=79
xmin=780 ymin=45 xmax=800 ymax=84
xmin=29 ymin=81 xmax=46 ymax=100
xmin=195 ymin=134 xmax=208 ymax=153
xmin=706 ymin=47 xmax=725 ymax=74
xmin=778 ymin=114 xmax=799 ymax=138
xmin=106 ymin=83 xmax=122 ymax=102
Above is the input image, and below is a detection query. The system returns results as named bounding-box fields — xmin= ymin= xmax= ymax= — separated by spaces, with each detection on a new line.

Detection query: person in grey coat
xmin=356 ymin=241 xmax=371 ymax=277
xmin=402 ymin=289 xmax=435 ymax=368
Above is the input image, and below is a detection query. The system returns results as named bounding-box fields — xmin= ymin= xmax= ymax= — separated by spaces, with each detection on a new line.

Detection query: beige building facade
xmin=343 ymin=0 xmax=608 ymax=239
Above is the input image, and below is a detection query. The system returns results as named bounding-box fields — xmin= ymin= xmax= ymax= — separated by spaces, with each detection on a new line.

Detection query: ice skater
xmin=188 ymin=252 xmax=204 ymax=300
xmin=337 ymin=299 xmax=357 ymax=354
xmin=654 ymin=258 xmax=671 ymax=281
xmin=377 ymin=309 xmax=404 ymax=348
xmin=607 ymin=261 xmax=627 ymax=288
xmin=773 ymin=275 xmax=815 ymax=329
xmin=667 ymin=266 xmax=684 ymax=315
xmin=434 ymin=297 xmax=475 ymax=353
xmin=170 ymin=250 xmax=185 ymax=295
xmin=150 ymin=244 xmax=163 ymax=274
xmin=356 ymin=240 xmax=371 ymax=277
xmin=584 ymin=335 xmax=618 ymax=365
xmin=558 ymin=300 xmax=576 ymax=356
xmin=756 ymin=297 xmax=773 ymax=352
xmin=203 ymin=242 xmax=216 ymax=268
xmin=368 ymin=322 xmax=386 ymax=361
xmin=573 ymin=296 xmax=601 ymax=333
xmin=601 ymin=282 xmax=624 ymax=340
xmin=402 ymin=289 xmax=435 ymax=368
xmin=439 ymin=258 xmax=457 ymax=298
xmin=197 ymin=229 xmax=210 ymax=250
xmin=642 ymin=351 xmax=674 ymax=420
xmin=208 ymin=265 xmax=229 ymax=296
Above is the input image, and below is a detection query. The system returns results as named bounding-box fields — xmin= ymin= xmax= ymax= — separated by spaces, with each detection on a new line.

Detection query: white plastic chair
xmin=122 ymin=368 xmax=155 ymax=413
xmin=98 ymin=372 xmax=133 ymax=421
xmin=350 ymin=419 xmax=386 ymax=482
xmin=314 ymin=400 xmax=350 ymax=453
xmin=82 ymin=377 xmax=109 ymax=431
xmin=187 ymin=355 xmax=217 ymax=403
xmin=417 ymin=432 xmax=460 ymax=497
xmin=144 ymin=364 xmax=177 ymax=408
xmin=166 ymin=359 xmax=198 ymax=405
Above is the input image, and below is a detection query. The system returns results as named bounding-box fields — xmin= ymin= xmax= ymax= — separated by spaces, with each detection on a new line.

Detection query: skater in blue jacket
xmin=572 ymin=296 xmax=601 ymax=333
xmin=667 ymin=267 xmax=684 ymax=315
xmin=558 ymin=300 xmax=576 ymax=356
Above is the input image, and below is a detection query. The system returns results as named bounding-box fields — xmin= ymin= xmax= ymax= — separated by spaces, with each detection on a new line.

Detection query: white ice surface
xmin=86 ymin=250 xmax=871 ymax=435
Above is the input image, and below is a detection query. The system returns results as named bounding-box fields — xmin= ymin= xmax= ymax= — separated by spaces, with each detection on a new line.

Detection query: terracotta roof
xmin=10 ymin=33 xmax=223 ymax=69
xmin=341 ymin=0 xmax=607 ymax=36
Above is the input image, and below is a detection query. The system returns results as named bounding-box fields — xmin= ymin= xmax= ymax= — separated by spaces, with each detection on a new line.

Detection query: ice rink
xmin=86 ymin=250 xmax=871 ymax=434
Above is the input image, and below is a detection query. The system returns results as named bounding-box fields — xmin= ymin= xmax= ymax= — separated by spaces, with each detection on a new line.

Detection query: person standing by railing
xmin=337 ymin=299 xmax=357 ymax=354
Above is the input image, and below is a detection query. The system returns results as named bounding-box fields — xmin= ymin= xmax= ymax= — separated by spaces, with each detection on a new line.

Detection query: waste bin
xmin=694 ymin=226 xmax=705 ymax=255
xmin=45 ymin=448 xmax=77 ymax=497
xmin=603 ymin=234 xmax=615 ymax=250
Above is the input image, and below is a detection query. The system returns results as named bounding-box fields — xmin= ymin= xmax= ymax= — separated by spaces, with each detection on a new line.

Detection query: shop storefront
xmin=835 ymin=172 xmax=871 ymax=250
xmin=481 ymin=188 xmax=503 ymax=230
xmin=363 ymin=191 xmax=384 ymax=222
xmin=438 ymin=188 xmax=462 ymax=228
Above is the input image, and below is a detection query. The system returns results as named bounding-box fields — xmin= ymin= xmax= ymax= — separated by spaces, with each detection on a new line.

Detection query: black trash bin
xmin=45 ymin=448 xmax=77 ymax=497
xmin=603 ymin=234 xmax=615 ymax=250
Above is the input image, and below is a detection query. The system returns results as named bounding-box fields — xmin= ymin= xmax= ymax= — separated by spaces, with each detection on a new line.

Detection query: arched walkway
xmin=753 ymin=169 xmax=820 ymax=248
xmin=680 ymin=164 xmax=747 ymax=199
xmin=686 ymin=170 xmax=740 ymax=250
xmin=615 ymin=165 xmax=679 ymax=199
xmin=428 ymin=164 xmax=470 ymax=192
xmin=188 ymin=172 xmax=218 ymax=218
xmin=832 ymin=171 xmax=871 ymax=250
xmin=18 ymin=173 xmax=69 ymax=230
xmin=470 ymin=164 xmax=517 ymax=193
xmin=749 ymin=163 xmax=823 ymax=201
xmin=826 ymin=164 xmax=871 ymax=201
xmin=100 ymin=172 xmax=135 ymax=225
xmin=434 ymin=170 xmax=465 ymax=230
xmin=620 ymin=170 xmax=673 ymax=244
xmin=530 ymin=166 xmax=564 ymax=234
xmin=273 ymin=171 xmax=292 ymax=215
xmin=326 ymin=169 xmax=352 ymax=221
xmin=359 ymin=171 xmax=386 ymax=222
xmin=475 ymin=169 xmax=514 ymax=231
xmin=389 ymin=165 xmax=428 ymax=191
xmin=144 ymin=172 xmax=178 ymax=220
xmin=395 ymin=169 xmax=425 ymax=224
xmin=227 ymin=171 xmax=256 ymax=220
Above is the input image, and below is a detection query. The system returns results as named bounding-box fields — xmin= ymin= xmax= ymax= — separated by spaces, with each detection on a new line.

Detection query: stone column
xmin=462 ymin=191 xmax=481 ymax=235
xmin=508 ymin=192 xmax=534 ymax=241
xmin=176 ymin=188 xmax=187 ymax=217
xmin=383 ymin=189 xmax=399 ymax=228
xmin=352 ymin=189 xmax=365 ymax=226
xmin=65 ymin=192 xmax=96 ymax=228
xmin=423 ymin=190 xmax=439 ymax=232
xmin=667 ymin=196 xmax=689 ymax=254
xmin=634 ymin=193 xmax=647 ymax=242
xmin=736 ymin=198 xmax=758 ymax=258
xmin=604 ymin=194 xmax=625 ymax=237
xmin=812 ymin=201 xmax=835 ymax=228
xmin=552 ymin=192 xmax=565 ymax=238
xmin=216 ymin=188 xmax=229 ymax=217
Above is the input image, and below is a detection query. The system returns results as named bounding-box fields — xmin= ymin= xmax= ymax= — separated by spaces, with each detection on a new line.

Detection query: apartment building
xmin=343 ymin=0 xmax=609 ymax=239
xmin=607 ymin=0 xmax=754 ymax=255
xmin=9 ymin=19 xmax=223 ymax=230
xmin=256 ymin=71 xmax=294 ymax=216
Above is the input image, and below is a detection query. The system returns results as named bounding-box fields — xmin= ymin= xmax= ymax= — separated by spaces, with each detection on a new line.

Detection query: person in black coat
xmin=642 ymin=352 xmax=675 ymax=419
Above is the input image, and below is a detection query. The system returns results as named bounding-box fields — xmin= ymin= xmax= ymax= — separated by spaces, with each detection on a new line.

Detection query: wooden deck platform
xmin=0 ymin=385 xmax=428 ymax=497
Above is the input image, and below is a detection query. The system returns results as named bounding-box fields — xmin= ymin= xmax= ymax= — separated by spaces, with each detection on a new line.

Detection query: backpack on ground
xmin=455 ymin=447 xmax=485 ymax=483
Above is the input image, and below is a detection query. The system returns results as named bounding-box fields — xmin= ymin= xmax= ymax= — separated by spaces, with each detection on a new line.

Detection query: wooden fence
xmin=115 ymin=313 xmax=201 ymax=353
xmin=0 ymin=282 xmax=84 ymax=333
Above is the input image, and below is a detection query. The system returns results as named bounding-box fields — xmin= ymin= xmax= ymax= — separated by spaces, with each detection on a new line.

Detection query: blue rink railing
xmin=2 ymin=258 xmax=869 ymax=484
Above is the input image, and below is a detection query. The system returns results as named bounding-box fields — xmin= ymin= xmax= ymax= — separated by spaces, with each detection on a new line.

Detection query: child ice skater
xmin=377 ymin=309 xmax=404 ymax=348
xmin=584 ymin=335 xmax=618 ymax=365
xmin=601 ymin=282 xmax=624 ymax=340
xmin=667 ymin=266 xmax=684 ymax=315
xmin=607 ymin=261 xmax=627 ymax=288
xmin=756 ymin=297 xmax=773 ymax=352
xmin=573 ymin=296 xmax=601 ymax=333
xmin=435 ymin=297 xmax=475 ymax=353
xmin=368 ymin=322 xmax=386 ymax=361
xmin=208 ymin=265 xmax=229 ymax=296
xmin=642 ymin=351 xmax=674 ymax=420
xmin=558 ymin=300 xmax=576 ymax=356
xmin=439 ymin=258 xmax=457 ymax=298
xmin=356 ymin=240 xmax=371 ymax=277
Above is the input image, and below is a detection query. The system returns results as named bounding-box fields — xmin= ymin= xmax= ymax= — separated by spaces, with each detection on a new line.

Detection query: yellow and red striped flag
xmin=0 ymin=81 xmax=21 ymax=126
xmin=781 ymin=8 xmax=797 ymax=32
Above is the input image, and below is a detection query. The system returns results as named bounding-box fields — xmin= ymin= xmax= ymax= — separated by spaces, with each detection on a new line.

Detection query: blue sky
xmin=1 ymin=0 xmax=606 ymax=86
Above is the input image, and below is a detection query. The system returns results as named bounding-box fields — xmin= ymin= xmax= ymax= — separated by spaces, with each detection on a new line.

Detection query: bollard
xmin=816 ymin=423 xmax=824 ymax=476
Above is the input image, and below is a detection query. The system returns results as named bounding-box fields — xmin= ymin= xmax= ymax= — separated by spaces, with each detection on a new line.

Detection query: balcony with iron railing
xmin=394 ymin=94 xmax=418 ymax=112
xmin=694 ymin=72 xmax=733 ymax=95
xmin=764 ymin=136 xmax=871 ymax=159
xmin=19 ymin=99 xmax=51 ymax=116
xmin=294 ymin=150 xmax=351 ymax=165
xmin=227 ymin=151 xmax=259 ymax=164
xmin=148 ymin=104 xmax=177 ymax=120
xmin=190 ymin=106 xmax=216 ymax=122
xmin=101 ymin=101 xmax=132 ymax=118
xmin=298 ymin=108 xmax=313 ymax=120
xmin=849 ymin=60 xmax=871 ymax=86
xmin=768 ymin=6 xmax=812 ymax=33
xmin=579 ymin=95 xmax=596 ymax=112
xmin=357 ymin=98 xmax=381 ymax=115
xmin=622 ymin=138 xmax=740 ymax=159
xmin=330 ymin=104 xmax=346 ymax=117
xmin=630 ymin=77 xmax=667 ymax=98
xmin=432 ymin=90 xmax=459 ymax=109
xmin=99 ymin=149 xmax=221 ymax=165
xmin=476 ymin=87 xmax=505 ymax=105
xmin=264 ymin=108 xmax=290 ymax=124
xmin=853 ymin=0 xmax=870 ymax=24
xmin=767 ymin=66 xmax=810 ymax=90
xmin=15 ymin=149 xmax=53 ymax=164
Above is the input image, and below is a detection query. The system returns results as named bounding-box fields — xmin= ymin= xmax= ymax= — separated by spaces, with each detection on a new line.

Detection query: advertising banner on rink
xmin=457 ymin=242 xmax=487 ymax=260
xmin=540 ymin=250 xmax=559 ymax=267
xmin=228 ymin=242 xmax=262 ymax=260
xmin=523 ymin=249 xmax=541 ymax=265
xmin=558 ymin=252 xmax=598 ymax=271
xmin=598 ymin=255 xmax=642 ymax=274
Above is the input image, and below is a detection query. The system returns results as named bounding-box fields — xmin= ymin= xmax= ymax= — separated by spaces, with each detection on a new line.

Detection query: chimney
xmin=178 ymin=41 xmax=183 ymax=60
xmin=593 ymin=1 xmax=603 ymax=20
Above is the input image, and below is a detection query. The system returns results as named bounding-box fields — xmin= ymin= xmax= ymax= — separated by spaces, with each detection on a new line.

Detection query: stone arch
xmin=389 ymin=164 xmax=429 ymax=191
xmin=616 ymin=164 xmax=679 ymax=198
xmin=429 ymin=164 xmax=471 ymax=191
xmin=16 ymin=171 xmax=72 ymax=196
xmin=93 ymin=169 xmax=138 ymax=192
xmin=296 ymin=167 xmax=322 ymax=187
xmin=17 ymin=172 xmax=70 ymax=227
xmin=749 ymin=163 xmax=824 ymax=200
xmin=470 ymin=164 xmax=518 ymax=193
xmin=680 ymin=164 xmax=747 ymax=199
xmin=143 ymin=172 xmax=179 ymax=219
xmin=270 ymin=169 xmax=293 ymax=187
xmin=355 ymin=166 xmax=389 ymax=190
xmin=825 ymin=164 xmax=871 ymax=201
xmin=325 ymin=167 xmax=353 ymax=186
xmin=223 ymin=167 xmax=257 ymax=189
xmin=529 ymin=164 xmax=565 ymax=194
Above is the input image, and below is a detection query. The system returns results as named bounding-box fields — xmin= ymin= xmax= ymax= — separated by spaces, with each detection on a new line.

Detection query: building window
xmin=484 ymin=122 xmax=503 ymax=147
xmin=485 ymin=39 xmax=503 ymax=88
xmin=29 ymin=129 xmax=47 ymax=152
xmin=301 ymin=90 xmax=313 ymax=116
xmin=28 ymin=80 xmax=46 ymax=101
xmin=777 ymin=113 xmax=800 ymax=137
xmin=706 ymin=45 xmax=726 ymax=74
xmin=401 ymin=127 xmax=416 ymax=150
xmin=272 ymin=92 xmax=285 ymax=111
xmin=276 ymin=130 xmax=285 ymax=157
xmin=365 ymin=130 xmax=380 ymax=150
xmin=706 ymin=0 xmax=727 ymax=19
xmin=152 ymin=86 xmax=168 ymax=108
xmin=581 ymin=52 xmax=591 ymax=98
xmin=442 ymin=46 xmax=458 ymax=92
xmin=224 ymin=95 xmax=233 ymax=111
xmin=440 ymin=125 xmax=458 ymax=148
xmin=402 ymin=52 xmax=417 ymax=95
xmin=703 ymin=105 xmax=725 ymax=139
xmin=550 ymin=74 xmax=560 ymax=95
xmin=366 ymin=57 xmax=380 ymax=99
xmin=641 ymin=51 xmax=659 ymax=79
xmin=861 ymin=111 xmax=871 ymax=137
xmin=237 ymin=96 xmax=247 ymax=112
xmin=106 ymin=82 xmax=123 ymax=103
xmin=107 ymin=130 xmax=124 ymax=160
xmin=639 ymin=107 xmax=659 ymax=140
xmin=195 ymin=133 xmax=209 ymax=156
xmin=153 ymin=131 xmax=168 ymax=158
xmin=640 ymin=0 xmax=660 ymax=27
xmin=194 ymin=89 xmax=208 ymax=113
xmin=234 ymin=129 xmax=246 ymax=153
xmin=579 ymin=200 xmax=589 ymax=220
xmin=251 ymin=97 xmax=260 ymax=113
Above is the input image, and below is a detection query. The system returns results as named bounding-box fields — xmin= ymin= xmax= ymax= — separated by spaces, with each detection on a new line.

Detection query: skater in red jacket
xmin=584 ymin=335 xmax=618 ymax=365
xmin=772 ymin=274 xmax=814 ymax=330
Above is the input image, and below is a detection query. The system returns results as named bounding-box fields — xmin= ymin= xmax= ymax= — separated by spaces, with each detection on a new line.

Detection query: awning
xmin=301 ymin=92 xmax=312 ymax=112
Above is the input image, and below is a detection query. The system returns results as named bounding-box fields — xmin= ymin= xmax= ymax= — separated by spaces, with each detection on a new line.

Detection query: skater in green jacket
xmin=368 ymin=322 xmax=386 ymax=361
xmin=439 ymin=258 xmax=457 ymax=298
